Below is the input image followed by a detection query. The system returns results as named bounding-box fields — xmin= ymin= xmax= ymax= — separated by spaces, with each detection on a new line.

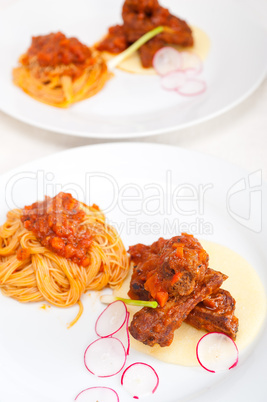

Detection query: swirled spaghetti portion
xmin=13 ymin=32 xmax=109 ymax=107
xmin=0 ymin=193 xmax=129 ymax=326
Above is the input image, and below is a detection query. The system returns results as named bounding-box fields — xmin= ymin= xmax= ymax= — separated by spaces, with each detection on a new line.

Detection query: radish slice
xmin=75 ymin=386 xmax=119 ymax=401
xmin=84 ymin=337 xmax=126 ymax=377
xmin=184 ymin=68 xmax=199 ymax=79
xmin=95 ymin=300 xmax=127 ymax=338
xmin=161 ymin=70 xmax=187 ymax=90
xmin=180 ymin=51 xmax=202 ymax=74
xmin=196 ymin=332 xmax=239 ymax=373
xmin=114 ymin=311 xmax=130 ymax=355
xmin=153 ymin=47 xmax=181 ymax=76
xmin=177 ymin=79 xmax=206 ymax=96
xmin=121 ymin=362 xmax=159 ymax=398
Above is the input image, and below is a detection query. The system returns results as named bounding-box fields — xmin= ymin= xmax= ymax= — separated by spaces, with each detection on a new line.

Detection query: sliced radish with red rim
xmin=75 ymin=386 xmax=119 ymax=401
xmin=114 ymin=311 xmax=130 ymax=355
xmin=84 ymin=337 xmax=126 ymax=377
xmin=121 ymin=362 xmax=159 ymax=398
xmin=161 ymin=70 xmax=187 ymax=90
xmin=184 ymin=68 xmax=200 ymax=79
xmin=153 ymin=47 xmax=181 ymax=76
xmin=180 ymin=51 xmax=203 ymax=74
xmin=176 ymin=79 xmax=206 ymax=96
xmin=196 ymin=332 xmax=239 ymax=373
xmin=95 ymin=300 xmax=127 ymax=338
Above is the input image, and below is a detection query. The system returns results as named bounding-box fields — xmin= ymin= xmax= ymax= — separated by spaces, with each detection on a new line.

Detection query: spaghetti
xmin=0 ymin=193 xmax=129 ymax=327
xmin=13 ymin=32 xmax=109 ymax=107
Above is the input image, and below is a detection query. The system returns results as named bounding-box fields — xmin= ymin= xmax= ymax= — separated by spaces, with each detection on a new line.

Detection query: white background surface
xmin=0 ymin=0 xmax=267 ymax=180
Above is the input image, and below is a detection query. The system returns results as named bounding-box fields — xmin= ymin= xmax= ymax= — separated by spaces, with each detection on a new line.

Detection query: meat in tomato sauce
xmin=185 ymin=288 xmax=239 ymax=340
xmin=128 ymin=233 xmax=209 ymax=307
xmin=128 ymin=234 xmax=238 ymax=346
xmin=96 ymin=0 xmax=193 ymax=67
xmin=129 ymin=267 xmax=226 ymax=347
xmin=21 ymin=192 xmax=93 ymax=267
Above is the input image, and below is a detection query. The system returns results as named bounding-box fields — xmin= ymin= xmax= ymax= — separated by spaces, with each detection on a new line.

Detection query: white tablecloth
xmin=1 ymin=0 xmax=267 ymax=180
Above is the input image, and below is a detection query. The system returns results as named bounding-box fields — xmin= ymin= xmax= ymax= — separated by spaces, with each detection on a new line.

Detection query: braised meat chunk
xmin=96 ymin=0 xmax=193 ymax=67
xmin=128 ymin=233 xmax=209 ymax=307
xmin=122 ymin=0 xmax=193 ymax=46
xmin=97 ymin=25 xmax=128 ymax=54
xmin=129 ymin=267 xmax=226 ymax=346
xmin=128 ymin=233 xmax=238 ymax=347
xmin=185 ymin=288 xmax=239 ymax=340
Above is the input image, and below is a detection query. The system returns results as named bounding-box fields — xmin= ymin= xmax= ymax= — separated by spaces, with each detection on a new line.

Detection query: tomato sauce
xmin=21 ymin=32 xmax=94 ymax=78
xmin=21 ymin=192 xmax=93 ymax=267
xmin=16 ymin=248 xmax=31 ymax=261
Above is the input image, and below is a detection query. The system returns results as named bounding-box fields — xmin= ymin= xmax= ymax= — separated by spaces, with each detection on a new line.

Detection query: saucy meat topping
xmin=129 ymin=268 xmax=225 ymax=347
xmin=128 ymin=234 xmax=238 ymax=346
xmin=21 ymin=32 xmax=95 ymax=79
xmin=128 ymin=233 xmax=209 ymax=307
xmin=96 ymin=0 xmax=193 ymax=67
xmin=185 ymin=289 xmax=239 ymax=340
xmin=21 ymin=192 xmax=92 ymax=267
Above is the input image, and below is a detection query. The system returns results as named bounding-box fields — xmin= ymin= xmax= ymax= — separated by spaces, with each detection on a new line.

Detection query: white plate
xmin=0 ymin=142 xmax=266 ymax=402
xmin=0 ymin=0 xmax=267 ymax=139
